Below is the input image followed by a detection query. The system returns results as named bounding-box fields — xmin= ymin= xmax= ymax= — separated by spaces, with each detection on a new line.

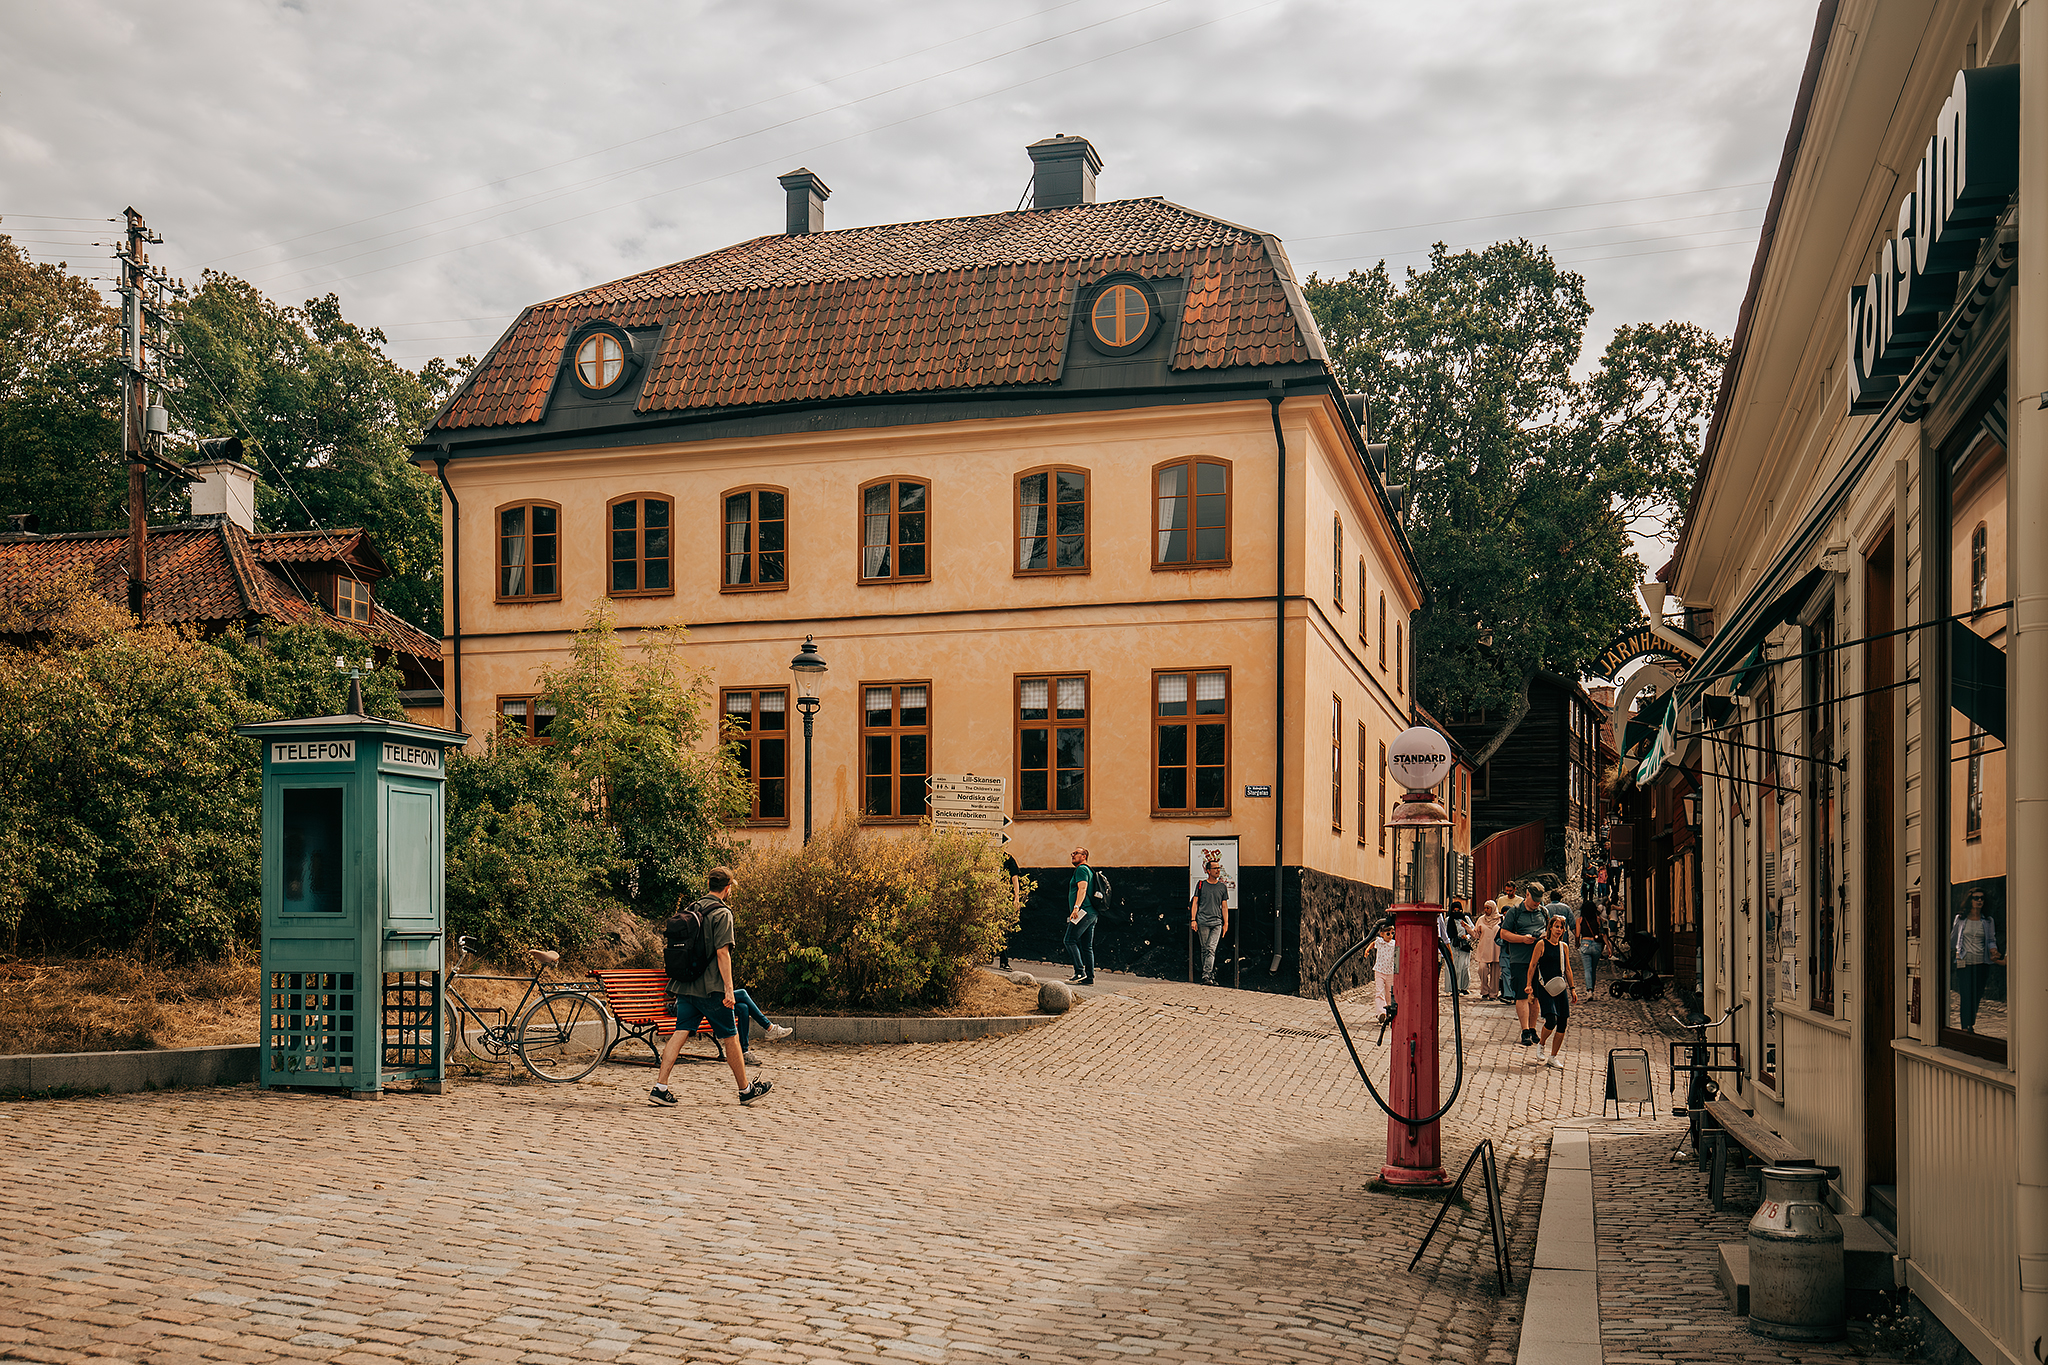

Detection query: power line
xmin=201 ymin=0 xmax=1103 ymax=270
xmin=257 ymin=0 xmax=1284 ymax=294
xmin=237 ymin=0 xmax=1182 ymax=284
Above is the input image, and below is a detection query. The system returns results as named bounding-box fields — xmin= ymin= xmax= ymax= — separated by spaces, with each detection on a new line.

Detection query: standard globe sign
xmin=1387 ymin=725 xmax=1452 ymax=792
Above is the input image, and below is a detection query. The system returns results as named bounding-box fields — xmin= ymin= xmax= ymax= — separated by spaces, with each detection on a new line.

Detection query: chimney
xmin=188 ymin=455 xmax=259 ymax=532
xmin=1026 ymin=134 xmax=1102 ymax=209
xmin=777 ymin=168 xmax=831 ymax=235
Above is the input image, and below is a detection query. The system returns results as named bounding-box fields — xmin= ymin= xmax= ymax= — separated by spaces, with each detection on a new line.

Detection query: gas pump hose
xmin=1322 ymin=934 xmax=1468 ymax=1132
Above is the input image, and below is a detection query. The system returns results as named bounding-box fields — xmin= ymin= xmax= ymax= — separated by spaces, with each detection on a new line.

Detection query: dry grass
xmin=0 ymin=956 xmax=261 ymax=1054
xmin=0 ymin=951 xmax=1046 ymax=1056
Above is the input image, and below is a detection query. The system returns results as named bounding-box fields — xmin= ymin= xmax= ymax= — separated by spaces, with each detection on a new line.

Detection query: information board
xmin=926 ymin=773 xmax=1010 ymax=840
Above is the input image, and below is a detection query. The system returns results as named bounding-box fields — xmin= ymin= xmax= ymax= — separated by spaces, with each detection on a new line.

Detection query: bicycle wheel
xmin=517 ymin=992 xmax=608 ymax=1082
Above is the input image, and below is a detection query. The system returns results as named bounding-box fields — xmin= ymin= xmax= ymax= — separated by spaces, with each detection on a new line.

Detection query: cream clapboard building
xmin=1653 ymin=3 xmax=2045 ymax=1358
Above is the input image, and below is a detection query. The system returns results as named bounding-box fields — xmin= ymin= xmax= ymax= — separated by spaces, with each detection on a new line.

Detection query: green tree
xmin=444 ymin=737 xmax=620 ymax=964
xmin=169 ymin=273 xmax=471 ymax=633
xmin=0 ymin=228 xmax=125 ymax=532
xmin=1305 ymin=242 xmax=1727 ymax=757
xmin=537 ymin=601 xmax=751 ymax=918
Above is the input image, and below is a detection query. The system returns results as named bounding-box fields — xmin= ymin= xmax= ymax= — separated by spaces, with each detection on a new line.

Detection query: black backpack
xmin=1091 ymin=869 xmax=1112 ymax=905
xmin=664 ymin=895 xmax=721 ymax=984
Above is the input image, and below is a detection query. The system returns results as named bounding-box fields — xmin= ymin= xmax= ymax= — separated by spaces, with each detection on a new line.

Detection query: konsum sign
xmin=1846 ymin=64 xmax=2018 ymax=414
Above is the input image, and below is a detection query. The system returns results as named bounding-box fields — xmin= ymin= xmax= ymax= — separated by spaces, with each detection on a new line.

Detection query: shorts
xmin=1500 ymin=954 xmax=1531 ymax=1002
xmin=670 ymin=990 xmax=739 ymax=1041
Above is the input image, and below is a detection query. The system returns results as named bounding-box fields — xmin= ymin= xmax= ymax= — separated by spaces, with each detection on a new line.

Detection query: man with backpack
xmin=1064 ymin=846 xmax=1100 ymax=986
xmin=649 ymin=866 xmax=773 ymax=1106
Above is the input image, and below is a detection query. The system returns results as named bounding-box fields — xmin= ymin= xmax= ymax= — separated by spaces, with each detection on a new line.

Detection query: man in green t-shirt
xmin=1498 ymin=881 xmax=1551 ymax=1049
xmin=1064 ymin=846 xmax=1096 ymax=986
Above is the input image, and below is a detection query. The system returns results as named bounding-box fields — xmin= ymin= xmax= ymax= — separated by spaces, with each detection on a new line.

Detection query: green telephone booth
xmin=238 ymin=703 xmax=466 ymax=1098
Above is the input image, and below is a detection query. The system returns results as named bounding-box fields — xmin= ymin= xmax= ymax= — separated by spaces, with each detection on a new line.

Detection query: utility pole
xmin=116 ymin=207 xmax=188 ymax=617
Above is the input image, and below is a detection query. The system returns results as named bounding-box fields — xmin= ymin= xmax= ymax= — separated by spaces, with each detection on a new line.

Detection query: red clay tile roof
xmin=432 ymin=198 xmax=1318 ymax=431
xmin=0 ymin=523 xmax=439 ymax=667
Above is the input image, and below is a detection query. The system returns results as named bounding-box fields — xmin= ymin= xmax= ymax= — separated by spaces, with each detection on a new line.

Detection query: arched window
xmin=859 ymin=477 xmax=930 ymax=583
xmin=607 ymin=494 xmax=672 ymax=596
xmin=497 ymin=501 xmax=560 ymax=601
xmin=1153 ymin=457 xmax=1230 ymax=568
xmin=723 ymin=487 xmax=788 ymax=591
xmin=1016 ymin=466 xmax=1089 ymax=574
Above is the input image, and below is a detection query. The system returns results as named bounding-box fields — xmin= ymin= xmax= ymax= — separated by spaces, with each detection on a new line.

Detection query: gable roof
xmin=432 ymin=197 xmax=1320 ymax=431
xmin=0 ymin=521 xmax=440 ymax=666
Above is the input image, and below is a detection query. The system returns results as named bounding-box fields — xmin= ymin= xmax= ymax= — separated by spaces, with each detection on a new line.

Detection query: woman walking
xmin=1575 ymin=902 xmax=1607 ymax=992
xmin=1525 ymin=915 xmax=1581 ymax=1069
xmin=1950 ymin=886 xmax=2004 ymax=1032
xmin=1474 ymin=900 xmax=1502 ymax=999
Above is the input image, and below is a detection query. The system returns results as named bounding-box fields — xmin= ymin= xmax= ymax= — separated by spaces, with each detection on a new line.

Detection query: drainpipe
xmin=2010 ymin=3 xmax=2047 ymax=1352
xmin=433 ymin=452 xmax=462 ymax=735
xmin=1268 ymin=382 xmax=1288 ymax=976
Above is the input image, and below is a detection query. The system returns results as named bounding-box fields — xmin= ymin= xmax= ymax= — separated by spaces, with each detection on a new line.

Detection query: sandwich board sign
xmin=1604 ymin=1048 xmax=1653 ymax=1118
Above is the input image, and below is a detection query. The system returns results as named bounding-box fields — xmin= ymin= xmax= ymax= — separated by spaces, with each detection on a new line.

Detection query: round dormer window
xmin=1086 ymin=279 xmax=1157 ymax=355
xmin=576 ymin=332 xmax=626 ymax=391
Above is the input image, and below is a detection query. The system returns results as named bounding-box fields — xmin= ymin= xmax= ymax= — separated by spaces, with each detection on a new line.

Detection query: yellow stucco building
xmin=415 ymin=137 xmax=1425 ymax=991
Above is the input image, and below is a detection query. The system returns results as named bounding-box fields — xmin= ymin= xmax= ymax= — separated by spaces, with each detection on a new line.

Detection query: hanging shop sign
xmin=1593 ymin=626 xmax=1695 ymax=680
xmin=1846 ymin=64 xmax=2019 ymax=414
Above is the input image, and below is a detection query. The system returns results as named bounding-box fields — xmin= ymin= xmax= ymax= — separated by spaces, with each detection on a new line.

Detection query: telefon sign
xmin=1845 ymin=64 xmax=2018 ymax=415
xmin=1387 ymin=726 xmax=1452 ymax=792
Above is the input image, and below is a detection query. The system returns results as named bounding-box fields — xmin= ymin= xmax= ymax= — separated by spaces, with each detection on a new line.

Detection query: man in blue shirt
xmin=1498 ymin=881 xmax=1550 ymax=1049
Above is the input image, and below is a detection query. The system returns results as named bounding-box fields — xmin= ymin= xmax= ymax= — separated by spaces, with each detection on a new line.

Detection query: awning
xmin=1707 ymin=567 xmax=1829 ymax=688
xmin=1952 ymin=620 xmax=2007 ymax=741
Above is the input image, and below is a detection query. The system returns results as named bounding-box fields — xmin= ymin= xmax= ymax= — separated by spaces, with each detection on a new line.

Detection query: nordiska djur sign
xmin=1846 ymin=64 xmax=2018 ymax=415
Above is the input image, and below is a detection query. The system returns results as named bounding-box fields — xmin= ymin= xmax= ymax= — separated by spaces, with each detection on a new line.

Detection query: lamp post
xmin=1383 ymin=725 xmax=1455 ymax=1187
xmin=790 ymin=636 xmax=827 ymax=844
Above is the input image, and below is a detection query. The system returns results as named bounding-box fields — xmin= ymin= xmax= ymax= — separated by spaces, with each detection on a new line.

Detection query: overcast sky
xmin=2 ymin=0 xmax=1814 ymax=565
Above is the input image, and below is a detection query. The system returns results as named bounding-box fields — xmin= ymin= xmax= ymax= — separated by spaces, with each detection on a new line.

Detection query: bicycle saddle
xmin=527 ymin=949 xmax=560 ymax=966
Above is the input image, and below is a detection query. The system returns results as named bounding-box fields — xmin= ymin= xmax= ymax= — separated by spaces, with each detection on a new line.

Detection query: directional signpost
xmin=926 ymin=773 xmax=1011 ymax=842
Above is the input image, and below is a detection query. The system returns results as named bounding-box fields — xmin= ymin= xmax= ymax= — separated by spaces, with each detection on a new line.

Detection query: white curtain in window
xmin=1057 ymin=677 xmax=1086 ymax=713
xmin=1157 ymin=674 xmax=1187 ymax=704
xmin=1018 ymin=495 xmax=1042 ymax=570
xmin=759 ymin=691 xmax=786 ymax=714
xmin=863 ymin=486 xmax=890 ymax=577
xmin=1019 ymin=679 xmax=1049 ymax=711
xmin=1196 ymin=672 xmax=1227 ymax=702
xmin=726 ymin=509 xmax=750 ymax=584
xmin=504 ymin=529 xmax=526 ymax=595
xmin=899 ymin=685 xmax=927 ymax=712
xmin=866 ymin=686 xmax=893 ymax=713
xmin=726 ymin=693 xmax=752 ymax=716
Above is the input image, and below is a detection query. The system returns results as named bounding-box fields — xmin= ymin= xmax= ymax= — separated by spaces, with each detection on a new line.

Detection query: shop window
xmin=1018 ymin=674 xmax=1088 ymax=817
xmin=1940 ymin=391 xmax=2009 ymax=1060
xmin=1807 ymin=602 xmax=1838 ymax=1015
xmin=337 ymin=576 xmax=371 ymax=623
xmin=860 ymin=478 xmax=929 ymax=583
xmin=724 ymin=689 xmax=788 ymax=824
xmin=496 ymin=695 xmax=556 ymax=744
xmin=861 ymin=683 xmax=930 ymax=822
xmin=608 ymin=495 xmax=672 ymax=596
xmin=1153 ymin=458 xmax=1230 ymax=568
xmin=1017 ymin=467 xmax=1088 ymax=575
xmin=497 ymin=502 xmax=559 ymax=601
xmin=723 ymin=487 xmax=787 ymax=592
xmin=1153 ymin=671 xmax=1229 ymax=815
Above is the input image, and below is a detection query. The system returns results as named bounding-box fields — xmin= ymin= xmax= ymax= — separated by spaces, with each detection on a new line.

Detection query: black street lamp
xmin=790 ymin=635 xmax=827 ymax=844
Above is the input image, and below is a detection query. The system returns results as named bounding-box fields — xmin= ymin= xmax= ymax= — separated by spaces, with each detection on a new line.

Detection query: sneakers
xmin=648 ymin=1084 xmax=677 ymax=1106
xmin=1519 ymin=1028 xmax=1536 ymax=1046
xmin=743 ymin=1051 xmax=761 ymax=1067
xmin=764 ymin=1024 xmax=794 ymax=1042
xmin=1066 ymin=975 xmax=1087 ymax=984
xmin=1546 ymin=1058 xmax=1564 ymax=1070
xmin=739 ymin=1079 xmax=773 ymax=1104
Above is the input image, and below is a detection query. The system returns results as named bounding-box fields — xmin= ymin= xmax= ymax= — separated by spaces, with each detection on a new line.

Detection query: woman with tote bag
xmin=1525 ymin=915 xmax=1581 ymax=1069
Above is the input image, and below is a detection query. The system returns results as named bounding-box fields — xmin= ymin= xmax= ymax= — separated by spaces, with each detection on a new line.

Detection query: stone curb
xmin=0 ymin=1045 xmax=259 ymax=1095
xmin=781 ymin=1014 xmax=1056 ymax=1044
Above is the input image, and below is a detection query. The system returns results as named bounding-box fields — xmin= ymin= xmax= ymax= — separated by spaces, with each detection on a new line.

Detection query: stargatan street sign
xmin=926 ymin=773 xmax=1012 ymax=842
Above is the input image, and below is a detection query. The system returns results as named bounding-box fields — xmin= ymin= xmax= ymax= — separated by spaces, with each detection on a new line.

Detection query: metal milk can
xmin=1747 ymin=1166 xmax=1844 ymax=1341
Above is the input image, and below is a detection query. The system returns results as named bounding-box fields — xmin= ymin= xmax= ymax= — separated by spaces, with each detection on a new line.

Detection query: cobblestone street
xmin=4 ymin=980 xmax=1756 ymax=1364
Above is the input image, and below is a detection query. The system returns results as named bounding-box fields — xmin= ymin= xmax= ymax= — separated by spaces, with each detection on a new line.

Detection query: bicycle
xmin=443 ymin=936 xmax=610 ymax=1083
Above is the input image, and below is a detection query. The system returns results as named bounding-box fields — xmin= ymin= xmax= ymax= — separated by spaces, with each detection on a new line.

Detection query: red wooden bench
xmin=588 ymin=968 xmax=715 ymax=1065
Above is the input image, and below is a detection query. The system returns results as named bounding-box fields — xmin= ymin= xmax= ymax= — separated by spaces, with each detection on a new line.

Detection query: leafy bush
xmin=444 ymin=736 xmax=619 ymax=965
xmin=735 ymin=814 xmax=1023 ymax=1010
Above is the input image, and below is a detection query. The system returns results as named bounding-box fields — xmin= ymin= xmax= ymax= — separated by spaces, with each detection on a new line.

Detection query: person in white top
xmin=1950 ymin=886 xmax=2004 ymax=1032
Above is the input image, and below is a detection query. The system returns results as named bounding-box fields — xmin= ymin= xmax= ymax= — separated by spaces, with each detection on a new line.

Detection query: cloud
xmin=2 ymin=0 xmax=1810 ymax=382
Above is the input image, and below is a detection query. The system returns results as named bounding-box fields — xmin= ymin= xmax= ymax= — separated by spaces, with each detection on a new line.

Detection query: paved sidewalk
xmin=2 ymin=977 xmax=1681 ymax=1364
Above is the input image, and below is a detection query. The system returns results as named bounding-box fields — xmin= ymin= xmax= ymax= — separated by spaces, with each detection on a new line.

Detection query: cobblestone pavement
xmin=1590 ymin=1128 xmax=1869 ymax=1364
xmin=3 ymin=978 xmax=1680 ymax=1364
